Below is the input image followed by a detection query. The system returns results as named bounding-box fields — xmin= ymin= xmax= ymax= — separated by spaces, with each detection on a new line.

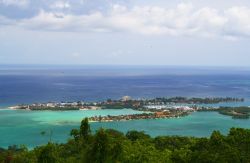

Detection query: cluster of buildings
xmin=88 ymin=110 xmax=190 ymax=122
xmin=144 ymin=105 xmax=194 ymax=111
xmin=10 ymin=101 xmax=99 ymax=110
xmin=10 ymin=96 xmax=233 ymax=112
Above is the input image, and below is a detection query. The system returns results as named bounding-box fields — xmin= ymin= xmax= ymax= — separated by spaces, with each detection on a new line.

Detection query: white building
xmin=122 ymin=96 xmax=132 ymax=101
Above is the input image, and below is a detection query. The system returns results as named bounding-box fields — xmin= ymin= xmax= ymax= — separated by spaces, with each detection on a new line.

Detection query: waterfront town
xmin=9 ymin=96 xmax=243 ymax=111
xmin=8 ymin=96 xmax=249 ymax=121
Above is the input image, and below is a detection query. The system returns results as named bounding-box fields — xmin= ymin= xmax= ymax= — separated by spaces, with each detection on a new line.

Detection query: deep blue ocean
xmin=1 ymin=65 xmax=250 ymax=106
xmin=1 ymin=65 xmax=250 ymax=148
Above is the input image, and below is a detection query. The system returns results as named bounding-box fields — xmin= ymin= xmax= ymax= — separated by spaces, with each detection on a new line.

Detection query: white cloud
xmin=225 ymin=7 xmax=250 ymax=37
xmin=0 ymin=15 xmax=14 ymax=25
xmin=0 ymin=0 xmax=29 ymax=8
xmin=2 ymin=3 xmax=250 ymax=39
xmin=19 ymin=10 xmax=104 ymax=31
xmin=50 ymin=1 xmax=70 ymax=9
xmin=71 ymin=52 xmax=80 ymax=58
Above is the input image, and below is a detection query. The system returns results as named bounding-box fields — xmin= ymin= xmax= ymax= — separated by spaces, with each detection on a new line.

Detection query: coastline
xmin=7 ymin=97 xmax=250 ymax=121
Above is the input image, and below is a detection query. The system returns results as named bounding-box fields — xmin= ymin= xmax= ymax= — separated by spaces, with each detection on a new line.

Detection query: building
xmin=121 ymin=96 xmax=132 ymax=102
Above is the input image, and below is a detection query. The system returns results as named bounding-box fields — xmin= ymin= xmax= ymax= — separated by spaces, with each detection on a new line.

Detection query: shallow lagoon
xmin=1 ymin=108 xmax=250 ymax=148
xmin=0 ymin=109 xmax=143 ymax=148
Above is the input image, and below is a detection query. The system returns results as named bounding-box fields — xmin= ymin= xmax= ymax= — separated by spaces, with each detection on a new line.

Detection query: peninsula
xmin=10 ymin=96 xmax=244 ymax=111
xmin=9 ymin=96 xmax=250 ymax=121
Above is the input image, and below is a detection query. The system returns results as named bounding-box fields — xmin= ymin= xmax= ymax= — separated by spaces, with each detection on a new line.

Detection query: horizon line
xmin=1 ymin=63 xmax=250 ymax=69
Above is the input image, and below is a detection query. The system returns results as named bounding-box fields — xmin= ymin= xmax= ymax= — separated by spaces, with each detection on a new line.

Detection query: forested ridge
xmin=1 ymin=118 xmax=250 ymax=163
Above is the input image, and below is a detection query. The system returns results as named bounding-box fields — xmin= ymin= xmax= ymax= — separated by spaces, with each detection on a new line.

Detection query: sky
xmin=1 ymin=0 xmax=250 ymax=66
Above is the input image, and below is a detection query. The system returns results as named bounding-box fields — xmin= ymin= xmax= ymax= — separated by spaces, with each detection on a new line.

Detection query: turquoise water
xmin=0 ymin=109 xmax=143 ymax=148
xmin=1 ymin=108 xmax=250 ymax=148
xmin=94 ymin=111 xmax=250 ymax=137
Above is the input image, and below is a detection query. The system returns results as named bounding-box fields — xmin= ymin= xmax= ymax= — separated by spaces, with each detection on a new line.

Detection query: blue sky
xmin=1 ymin=0 xmax=250 ymax=66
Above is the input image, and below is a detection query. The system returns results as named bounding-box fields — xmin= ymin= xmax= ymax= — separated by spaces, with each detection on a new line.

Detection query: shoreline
xmin=8 ymin=96 xmax=245 ymax=111
xmin=6 ymin=96 xmax=250 ymax=121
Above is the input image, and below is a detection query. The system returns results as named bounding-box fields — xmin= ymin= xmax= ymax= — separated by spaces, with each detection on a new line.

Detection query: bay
xmin=1 ymin=109 xmax=250 ymax=148
xmin=1 ymin=65 xmax=250 ymax=148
